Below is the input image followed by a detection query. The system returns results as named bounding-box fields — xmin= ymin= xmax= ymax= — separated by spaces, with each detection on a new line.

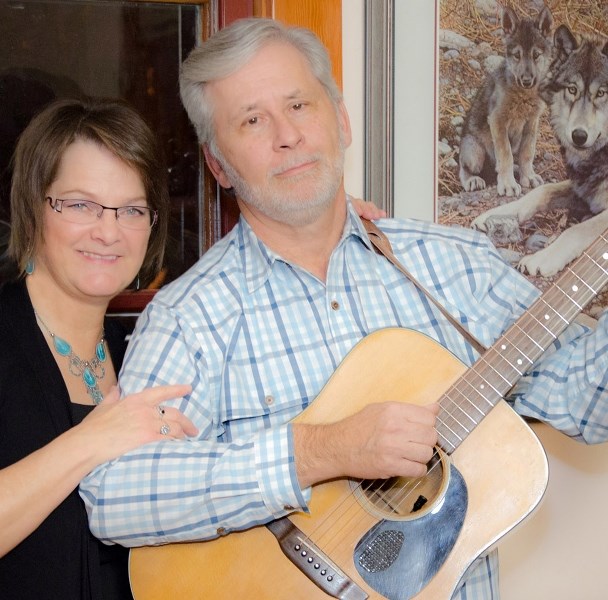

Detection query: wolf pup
xmin=472 ymin=25 xmax=608 ymax=277
xmin=459 ymin=5 xmax=553 ymax=197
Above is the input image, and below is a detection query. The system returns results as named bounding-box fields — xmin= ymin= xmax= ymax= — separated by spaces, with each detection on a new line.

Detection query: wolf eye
xmin=511 ymin=50 xmax=521 ymax=61
xmin=532 ymin=49 xmax=542 ymax=60
xmin=567 ymin=85 xmax=577 ymax=96
xmin=597 ymin=89 xmax=606 ymax=98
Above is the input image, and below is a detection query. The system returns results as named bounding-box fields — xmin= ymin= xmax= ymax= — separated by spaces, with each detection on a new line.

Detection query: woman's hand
xmin=351 ymin=197 xmax=387 ymax=220
xmin=80 ymin=384 xmax=198 ymax=464
xmin=0 ymin=384 xmax=196 ymax=557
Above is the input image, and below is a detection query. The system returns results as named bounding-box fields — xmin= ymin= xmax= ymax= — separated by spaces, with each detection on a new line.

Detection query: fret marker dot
xmin=517 ymin=359 xmax=523 ymax=365
xmin=544 ymin=314 xmax=550 ymax=320
xmin=603 ymin=252 xmax=608 ymax=260
xmin=572 ymin=285 xmax=578 ymax=292
xmin=501 ymin=344 xmax=506 ymax=350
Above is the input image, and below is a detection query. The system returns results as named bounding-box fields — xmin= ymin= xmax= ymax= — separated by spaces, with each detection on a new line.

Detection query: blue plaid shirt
xmin=80 ymin=204 xmax=608 ymax=599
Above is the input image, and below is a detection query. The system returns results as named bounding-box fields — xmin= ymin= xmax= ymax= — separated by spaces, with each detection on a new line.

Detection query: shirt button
xmin=284 ymin=505 xmax=294 ymax=511
xmin=265 ymin=395 xmax=274 ymax=405
xmin=217 ymin=527 xmax=227 ymax=536
xmin=330 ymin=300 xmax=340 ymax=311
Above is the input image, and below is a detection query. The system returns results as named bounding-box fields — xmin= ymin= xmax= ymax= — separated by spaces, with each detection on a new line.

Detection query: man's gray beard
xmin=212 ymin=144 xmax=345 ymax=227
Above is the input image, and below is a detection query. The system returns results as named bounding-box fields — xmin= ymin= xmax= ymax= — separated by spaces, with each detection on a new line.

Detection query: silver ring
xmin=157 ymin=405 xmax=166 ymax=417
xmin=160 ymin=423 xmax=171 ymax=435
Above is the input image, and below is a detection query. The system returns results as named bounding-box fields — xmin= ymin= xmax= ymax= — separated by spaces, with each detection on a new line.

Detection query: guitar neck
xmin=437 ymin=230 xmax=608 ymax=454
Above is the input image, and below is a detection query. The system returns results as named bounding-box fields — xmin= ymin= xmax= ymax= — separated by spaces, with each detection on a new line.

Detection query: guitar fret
xmin=537 ymin=296 xmax=568 ymax=326
xmin=525 ymin=310 xmax=555 ymax=337
xmin=437 ymin=404 xmax=476 ymax=444
xmin=437 ymin=229 xmax=608 ymax=455
xmin=513 ymin=322 xmax=544 ymax=353
xmin=438 ymin=419 xmax=466 ymax=443
xmin=437 ymin=430 xmax=456 ymax=453
xmin=465 ymin=367 xmax=502 ymax=401
xmin=458 ymin=370 xmax=502 ymax=409
xmin=554 ymin=281 xmax=583 ymax=312
xmin=476 ymin=353 xmax=513 ymax=388
xmin=521 ymin=307 xmax=557 ymax=346
xmin=492 ymin=334 xmax=532 ymax=374
xmin=444 ymin=399 xmax=478 ymax=426
xmin=587 ymin=251 xmax=608 ymax=278
xmin=571 ymin=270 xmax=598 ymax=295
xmin=436 ymin=419 xmax=464 ymax=450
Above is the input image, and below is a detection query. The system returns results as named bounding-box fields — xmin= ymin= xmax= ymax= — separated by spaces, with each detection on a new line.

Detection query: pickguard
xmin=354 ymin=464 xmax=467 ymax=599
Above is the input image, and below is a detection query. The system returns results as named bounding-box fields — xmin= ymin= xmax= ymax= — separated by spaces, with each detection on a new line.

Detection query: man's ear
xmin=203 ymin=145 xmax=232 ymax=189
xmin=337 ymin=100 xmax=352 ymax=149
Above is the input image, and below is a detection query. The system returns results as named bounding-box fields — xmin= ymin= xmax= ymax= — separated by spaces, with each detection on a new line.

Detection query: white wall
xmin=342 ymin=0 xmax=365 ymax=200
xmin=342 ymin=0 xmax=436 ymax=220
xmin=342 ymin=3 xmax=608 ymax=598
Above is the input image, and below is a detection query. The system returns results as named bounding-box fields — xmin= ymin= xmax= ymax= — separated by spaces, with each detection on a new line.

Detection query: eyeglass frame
xmin=46 ymin=196 xmax=158 ymax=229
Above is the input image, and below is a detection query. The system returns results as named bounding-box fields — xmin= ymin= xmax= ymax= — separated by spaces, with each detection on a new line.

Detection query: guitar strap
xmin=362 ymin=218 xmax=488 ymax=356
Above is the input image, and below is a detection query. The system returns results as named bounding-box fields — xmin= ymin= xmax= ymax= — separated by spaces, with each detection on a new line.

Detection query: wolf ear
xmin=553 ymin=25 xmax=578 ymax=60
xmin=536 ymin=7 xmax=553 ymax=38
xmin=501 ymin=7 xmax=518 ymax=36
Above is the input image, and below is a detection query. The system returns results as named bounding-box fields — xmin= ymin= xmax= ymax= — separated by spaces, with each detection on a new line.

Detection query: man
xmin=80 ymin=18 xmax=608 ymax=599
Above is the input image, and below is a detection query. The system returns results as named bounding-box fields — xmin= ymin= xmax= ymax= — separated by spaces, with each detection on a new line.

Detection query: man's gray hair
xmin=179 ymin=17 xmax=343 ymax=148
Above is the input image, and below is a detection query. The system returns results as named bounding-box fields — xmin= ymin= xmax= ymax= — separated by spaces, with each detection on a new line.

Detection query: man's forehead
xmin=208 ymin=44 xmax=323 ymax=117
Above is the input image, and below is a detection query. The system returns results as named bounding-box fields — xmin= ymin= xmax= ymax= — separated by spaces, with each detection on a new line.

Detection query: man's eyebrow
xmin=230 ymin=88 xmax=309 ymax=121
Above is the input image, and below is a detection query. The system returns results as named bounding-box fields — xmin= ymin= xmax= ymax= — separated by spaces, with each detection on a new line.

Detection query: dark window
xmin=0 ymin=0 xmax=204 ymax=292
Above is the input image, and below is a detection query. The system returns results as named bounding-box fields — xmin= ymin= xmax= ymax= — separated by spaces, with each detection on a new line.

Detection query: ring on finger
xmin=160 ymin=423 xmax=171 ymax=436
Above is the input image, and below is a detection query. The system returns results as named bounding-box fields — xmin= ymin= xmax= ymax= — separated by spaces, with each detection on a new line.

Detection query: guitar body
xmin=130 ymin=328 xmax=548 ymax=599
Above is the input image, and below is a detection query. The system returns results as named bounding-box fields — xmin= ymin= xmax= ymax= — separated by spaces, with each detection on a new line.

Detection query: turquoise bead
xmin=83 ymin=367 xmax=96 ymax=388
xmin=96 ymin=341 xmax=106 ymax=362
xmin=53 ymin=336 xmax=71 ymax=356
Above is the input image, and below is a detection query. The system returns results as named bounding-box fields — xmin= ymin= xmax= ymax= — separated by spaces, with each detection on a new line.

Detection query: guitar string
xmin=378 ymin=243 xmax=608 ymax=520
xmin=292 ymin=241 xmax=608 ymax=566
xmin=354 ymin=241 xmax=608 ymax=540
xmin=296 ymin=244 xmax=608 ymax=562
xmin=359 ymin=245 xmax=608 ymax=543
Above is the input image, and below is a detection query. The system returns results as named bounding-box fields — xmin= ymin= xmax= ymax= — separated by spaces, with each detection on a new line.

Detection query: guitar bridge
xmin=266 ymin=517 xmax=368 ymax=599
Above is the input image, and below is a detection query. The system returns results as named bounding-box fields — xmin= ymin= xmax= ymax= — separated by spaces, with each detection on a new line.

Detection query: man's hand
xmin=294 ymin=401 xmax=439 ymax=489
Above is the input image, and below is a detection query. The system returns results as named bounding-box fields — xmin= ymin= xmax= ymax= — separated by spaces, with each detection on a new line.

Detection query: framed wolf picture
xmin=436 ymin=0 xmax=608 ymax=317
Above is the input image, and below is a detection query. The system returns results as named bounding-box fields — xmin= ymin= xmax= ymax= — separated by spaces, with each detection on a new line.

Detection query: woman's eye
xmin=66 ymin=200 xmax=93 ymax=211
xmin=123 ymin=207 xmax=144 ymax=217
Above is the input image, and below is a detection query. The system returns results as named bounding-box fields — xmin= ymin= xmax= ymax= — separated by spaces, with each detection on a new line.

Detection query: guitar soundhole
xmin=357 ymin=451 xmax=448 ymax=520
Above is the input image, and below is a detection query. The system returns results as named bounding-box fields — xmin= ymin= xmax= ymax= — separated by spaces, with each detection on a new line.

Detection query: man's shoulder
xmin=376 ymin=217 xmax=491 ymax=251
xmin=153 ymin=229 xmax=244 ymax=309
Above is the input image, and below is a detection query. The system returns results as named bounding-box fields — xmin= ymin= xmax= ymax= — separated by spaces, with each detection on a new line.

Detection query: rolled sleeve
xmin=256 ymin=423 xmax=310 ymax=515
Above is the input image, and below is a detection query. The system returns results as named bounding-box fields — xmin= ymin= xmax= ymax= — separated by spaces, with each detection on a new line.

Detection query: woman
xmin=0 ymin=98 xmax=197 ymax=599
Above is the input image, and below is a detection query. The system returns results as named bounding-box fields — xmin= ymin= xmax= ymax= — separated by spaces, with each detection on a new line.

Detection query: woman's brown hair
xmin=9 ymin=96 xmax=169 ymax=286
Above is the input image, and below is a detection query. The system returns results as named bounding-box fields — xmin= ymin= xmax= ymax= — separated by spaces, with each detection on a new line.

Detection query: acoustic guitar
xmin=129 ymin=230 xmax=608 ymax=599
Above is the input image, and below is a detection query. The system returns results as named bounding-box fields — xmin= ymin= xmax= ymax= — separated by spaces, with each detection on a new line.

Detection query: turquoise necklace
xmin=35 ymin=311 xmax=107 ymax=405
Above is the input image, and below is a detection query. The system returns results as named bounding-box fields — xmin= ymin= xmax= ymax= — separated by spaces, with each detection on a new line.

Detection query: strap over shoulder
xmin=361 ymin=219 xmax=487 ymax=356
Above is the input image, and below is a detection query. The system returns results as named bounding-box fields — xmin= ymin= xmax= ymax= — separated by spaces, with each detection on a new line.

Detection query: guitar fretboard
xmin=437 ymin=231 xmax=608 ymax=454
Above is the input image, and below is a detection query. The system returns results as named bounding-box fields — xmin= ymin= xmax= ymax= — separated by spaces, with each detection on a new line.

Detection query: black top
xmin=0 ymin=279 xmax=131 ymax=600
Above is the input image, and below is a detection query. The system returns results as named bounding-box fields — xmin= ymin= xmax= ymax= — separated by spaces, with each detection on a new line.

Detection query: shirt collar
xmin=237 ymin=199 xmax=377 ymax=293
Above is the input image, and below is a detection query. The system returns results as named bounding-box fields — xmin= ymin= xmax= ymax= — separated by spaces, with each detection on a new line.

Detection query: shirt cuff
xmin=255 ymin=423 xmax=310 ymax=515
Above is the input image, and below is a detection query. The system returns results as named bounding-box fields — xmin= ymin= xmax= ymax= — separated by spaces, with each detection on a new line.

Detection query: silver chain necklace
xmin=34 ymin=311 xmax=107 ymax=404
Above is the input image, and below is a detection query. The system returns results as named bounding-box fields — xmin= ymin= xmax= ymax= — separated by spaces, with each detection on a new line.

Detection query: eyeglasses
xmin=46 ymin=197 xmax=158 ymax=230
